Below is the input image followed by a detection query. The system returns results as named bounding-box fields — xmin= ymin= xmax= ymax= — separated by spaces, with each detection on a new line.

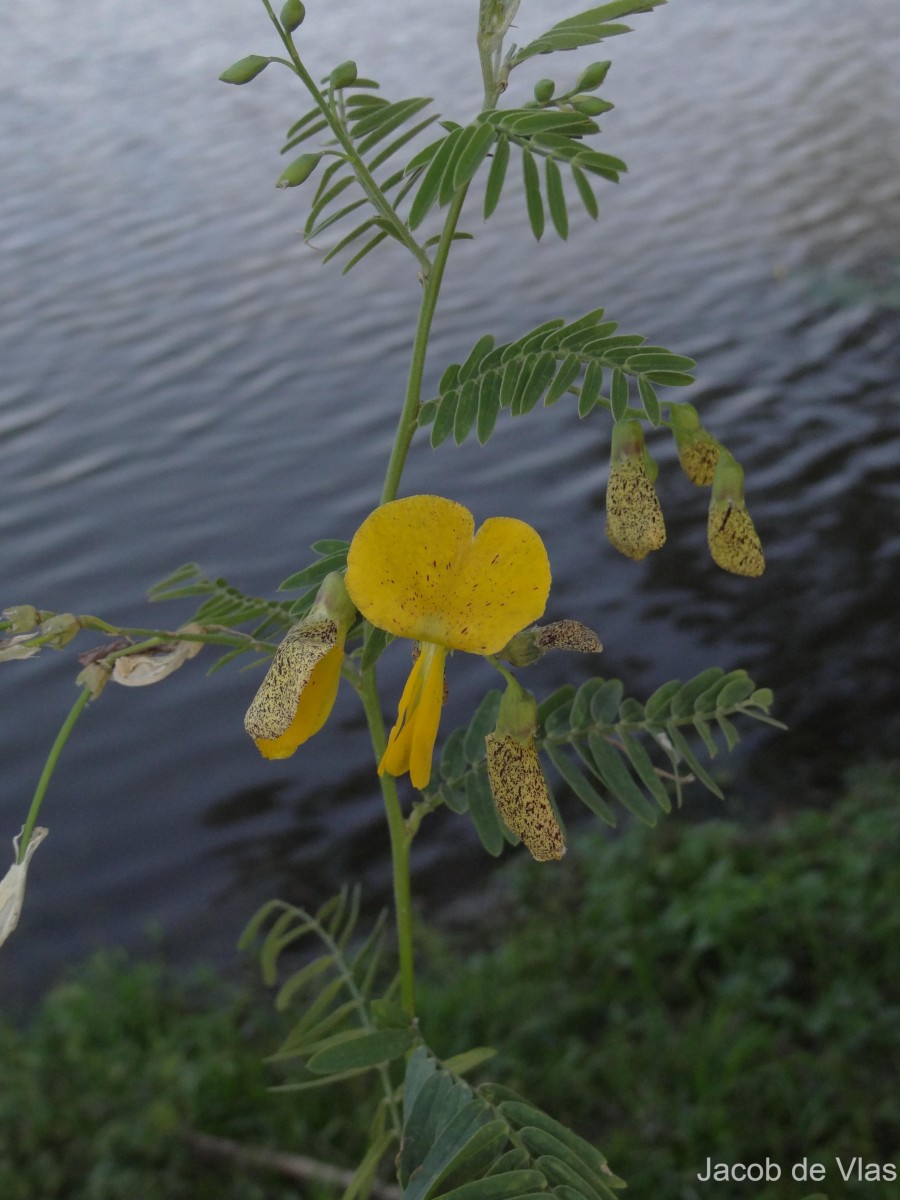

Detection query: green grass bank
xmin=1 ymin=761 xmax=897 ymax=1199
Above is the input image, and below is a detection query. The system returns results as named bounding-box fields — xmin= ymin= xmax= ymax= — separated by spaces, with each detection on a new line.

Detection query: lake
xmin=2 ymin=0 xmax=899 ymax=1007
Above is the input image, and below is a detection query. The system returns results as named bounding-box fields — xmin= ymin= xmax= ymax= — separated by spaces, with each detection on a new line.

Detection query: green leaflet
xmin=428 ymin=668 xmax=778 ymax=841
xmin=306 ymin=1027 xmax=415 ymax=1074
xmin=421 ymin=310 xmax=694 ymax=448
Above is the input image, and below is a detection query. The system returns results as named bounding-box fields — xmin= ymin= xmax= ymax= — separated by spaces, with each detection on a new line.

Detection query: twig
xmin=183 ymin=1128 xmax=402 ymax=1199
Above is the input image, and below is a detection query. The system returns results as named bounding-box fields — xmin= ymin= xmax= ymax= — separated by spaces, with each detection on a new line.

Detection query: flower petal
xmin=708 ymin=502 xmax=765 ymax=577
xmin=0 ymin=826 xmax=49 ymax=948
xmin=346 ymin=496 xmax=551 ymax=653
xmin=254 ymin=642 xmax=344 ymax=759
xmin=244 ymin=619 xmax=339 ymax=746
xmin=379 ymin=643 xmax=446 ymax=789
xmin=442 ymin=517 xmax=551 ymax=654
xmin=346 ymin=496 xmax=473 ymax=642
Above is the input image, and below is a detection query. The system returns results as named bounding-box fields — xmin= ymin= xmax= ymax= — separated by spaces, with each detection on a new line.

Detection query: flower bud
xmin=500 ymin=619 xmax=602 ymax=666
xmin=280 ymin=0 xmax=305 ymax=33
xmin=533 ymin=78 xmax=555 ymax=103
xmin=670 ymin=403 xmax=720 ymax=486
xmin=2 ymin=606 xmax=40 ymax=634
xmin=485 ymin=680 xmax=565 ymax=862
xmin=219 ymin=55 xmax=270 ymax=85
xmin=576 ymin=60 xmax=611 ymax=91
xmin=570 ymin=95 xmax=614 ymax=117
xmin=277 ymin=152 xmax=322 ymax=190
xmin=244 ymin=573 xmax=356 ymax=759
xmin=76 ymin=661 xmax=112 ymax=699
xmin=605 ymin=420 xmax=666 ymax=561
xmin=707 ymin=449 xmax=765 ymax=577
xmin=39 ymin=613 xmax=80 ymax=649
xmin=329 ymin=60 xmax=358 ymax=90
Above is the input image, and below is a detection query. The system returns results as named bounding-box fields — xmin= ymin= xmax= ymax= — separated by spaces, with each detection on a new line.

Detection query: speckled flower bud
xmin=605 ymin=420 xmax=666 ymax=561
xmin=707 ymin=449 xmax=765 ymax=577
xmin=485 ymin=680 xmax=565 ymax=862
xmin=500 ymin=620 xmax=603 ymax=665
xmin=670 ymin=403 xmax=720 ymax=486
xmin=244 ymin=573 xmax=356 ymax=759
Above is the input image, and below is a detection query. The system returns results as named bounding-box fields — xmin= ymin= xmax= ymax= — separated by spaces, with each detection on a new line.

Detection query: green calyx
xmin=495 ymin=677 xmax=538 ymax=743
xmin=670 ymin=403 xmax=720 ymax=486
xmin=311 ymin=571 xmax=357 ymax=634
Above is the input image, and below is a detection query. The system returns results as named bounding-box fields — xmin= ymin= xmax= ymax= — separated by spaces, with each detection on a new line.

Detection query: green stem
xmin=18 ymin=686 xmax=92 ymax=864
xmin=258 ymin=0 xmax=431 ymax=275
xmin=350 ymin=188 xmax=470 ymax=1019
xmin=380 ymin=184 xmax=470 ymax=505
xmin=358 ymin=665 xmax=417 ymax=1018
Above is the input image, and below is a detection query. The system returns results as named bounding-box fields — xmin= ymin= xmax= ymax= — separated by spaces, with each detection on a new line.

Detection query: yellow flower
xmin=345 ymin=495 xmax=551 ymax=789
xmin=244 ymin=572 xmax=355 ymax=760
xmin=605 ymin=420 xmax=666 ymax=561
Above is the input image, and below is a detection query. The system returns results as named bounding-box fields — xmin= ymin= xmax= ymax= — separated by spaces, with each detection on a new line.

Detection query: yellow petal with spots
xmin=485 ymin=733 xmax=565 ymax=862
xmin=346 ymin=496 xmax=474 ymax=642
xmin=346 ymin=496 xmax=551 ymax=653
xmin=605 ymin=457 xmax=666 ymax=561
xmin=244 ymin=620 xmax=342 ymax=759
xmin=708 ymin=501 xmax=765 ymax=577
xmin=379 ymin=643 xmax=447 ymax=789
xmin=443 ymin=517 xmax=551 ymax=654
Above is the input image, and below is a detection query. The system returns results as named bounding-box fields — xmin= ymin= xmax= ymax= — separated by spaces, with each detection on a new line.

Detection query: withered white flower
xmin=112 ymin=624 xmax=205 ymax=687
xmin=0 ymin=826 xmax=49 ymax=949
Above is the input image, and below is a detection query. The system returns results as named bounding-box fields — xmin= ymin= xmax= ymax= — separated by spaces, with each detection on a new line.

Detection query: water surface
xmin=2 ymin=0 xmax=899 ymax=1006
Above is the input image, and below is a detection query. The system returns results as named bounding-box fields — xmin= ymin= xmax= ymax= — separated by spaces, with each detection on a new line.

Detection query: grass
xmin=1 ymin=760 xmax=897 ymax=1198
xmin=417 ymin=760 xmax=900 ymax=1198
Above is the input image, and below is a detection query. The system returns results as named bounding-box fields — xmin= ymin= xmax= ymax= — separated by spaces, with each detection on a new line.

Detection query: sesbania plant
xmin=1 ymin=2 xmax=783 ymax=1195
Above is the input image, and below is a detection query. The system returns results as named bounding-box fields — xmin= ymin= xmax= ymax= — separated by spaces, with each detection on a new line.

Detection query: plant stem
xmin=360 ymin=186 xmax=471 ymax=1016
xmin=380 ymin=184 xmax=470 ymax=505
xmin=358 ymin=665 xmax=416 ymax=1018
xmin=258 ymin=0 xmax=431 ymax=275
xmin=18 ymin=686 xmax=92 ymax=863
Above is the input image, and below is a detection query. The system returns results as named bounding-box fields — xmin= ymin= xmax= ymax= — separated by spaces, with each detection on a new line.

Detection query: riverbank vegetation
xmin=1 ymin=762 xmax=897 ymax=1200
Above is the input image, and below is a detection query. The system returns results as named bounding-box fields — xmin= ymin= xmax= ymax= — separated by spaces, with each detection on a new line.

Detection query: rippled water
xmin=2 ymin=0 xmax=899 ymax=1006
